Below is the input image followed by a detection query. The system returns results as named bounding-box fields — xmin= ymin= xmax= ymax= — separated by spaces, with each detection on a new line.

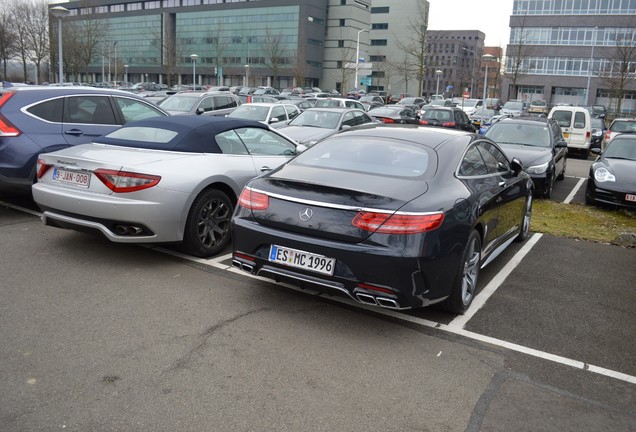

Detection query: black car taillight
xmin=238 ymin=187 xmax=269 ymax=210
xmin=0 ymin=92 xmax=21 ymax=137
xmin=352 ymin=211 xmax=445 ymax=234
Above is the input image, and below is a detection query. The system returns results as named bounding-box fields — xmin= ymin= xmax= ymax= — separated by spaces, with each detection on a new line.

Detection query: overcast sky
xmin=428 ymin=0 xmax=514 ymax=49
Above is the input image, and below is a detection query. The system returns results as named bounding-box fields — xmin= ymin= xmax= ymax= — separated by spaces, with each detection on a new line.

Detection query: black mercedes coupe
xmin=231 ymin=125 xmax=534 ymax=314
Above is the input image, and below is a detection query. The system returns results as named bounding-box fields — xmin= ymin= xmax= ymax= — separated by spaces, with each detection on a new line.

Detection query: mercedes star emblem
xmin=299 ymin=207 xmax=313 ymax=222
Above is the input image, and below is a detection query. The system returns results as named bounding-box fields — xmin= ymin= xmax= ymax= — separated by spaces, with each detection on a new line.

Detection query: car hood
xmin=279 ymin=126 xmax=335 ymax=144
xmin=245 ymin=163 xmax=429 ymax=242
xmin=598 ymin=158 xmax=636 ymax=186
xmin=498 ymin=144 xmax=552 ymax=167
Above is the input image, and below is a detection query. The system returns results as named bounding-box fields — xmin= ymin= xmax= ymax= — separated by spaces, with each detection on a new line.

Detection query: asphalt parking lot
xmin=1 ymin=155 xmax=635 ymax=431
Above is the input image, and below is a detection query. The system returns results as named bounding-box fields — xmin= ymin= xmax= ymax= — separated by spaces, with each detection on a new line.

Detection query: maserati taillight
xmin=94 ymin=169 xmax=161 ymax=193
xmin=352 ymin=211 xmax=445 ymax=234
xmin=36 ymin=159 xmax=51 ymax=179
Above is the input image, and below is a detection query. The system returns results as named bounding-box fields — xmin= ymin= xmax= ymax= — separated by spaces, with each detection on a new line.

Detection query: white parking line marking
xmin=564 ymin=177 xmax=586 ymax=204
xmin=448 ymin=233 xmax=543 ymax=330
xmin=7 ymin=202 xmax=635 ymax=385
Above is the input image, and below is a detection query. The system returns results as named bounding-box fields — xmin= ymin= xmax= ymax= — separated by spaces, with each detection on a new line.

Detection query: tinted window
xmin=476 ymin=142 xmax=510 ymax=174
xmin=199 ymin=97 xmax=215 ymax=112
xmin=235 ymin=128 xmax=296 ymax=156
xmin=271 ymin=106 xmax=286 ymax=122
xmin=114 ymin=97 xmax=165 ymax=123
xmin=64 ymin=96 xmax=116 ymax=125
xmin=459 ymin=145 xmax=489 ymax=176
xmin=215 ymin=129 xmax=249 ymax=155
xmin=286 ymin=106 xmax=300 ymax=119
xmin=292 ymin=136 xmax=431 ymax=177
xmin=26 ymin=98 xmax=64 ymax=122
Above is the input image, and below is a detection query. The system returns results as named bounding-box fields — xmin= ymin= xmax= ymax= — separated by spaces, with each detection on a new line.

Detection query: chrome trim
xmin=41 ymin=211 xmax=156 ymax=243
xmin=246 ymin=186 xmax=443 ymax=216
xmin=376 ymin=297 xmax=401 ymax=309
xmin=356 ymin=293 xmax=377 ymax=305
xmin=256 ymin=265 xmax=356 ymax=300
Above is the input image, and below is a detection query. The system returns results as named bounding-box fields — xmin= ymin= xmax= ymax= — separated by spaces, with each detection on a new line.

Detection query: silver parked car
xmin=159 ymin=91 xmax=241 ymax=116
xmin=227 ymin=102 xmax=301 ymax=128
xmin=32 ymin=116 xmax=299 ymax=257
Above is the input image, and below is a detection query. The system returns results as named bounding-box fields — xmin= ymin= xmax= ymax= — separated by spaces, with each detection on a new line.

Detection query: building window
xmin=127 ymin=2 xmax=142 ymax=11
xmin=145 ymin=1 xmax=160 ymax=9
xmin=371 ymin=23 xmax=388 ymax=30
xmin=95 ymin=6 xmax=108 ymax=13
xmin=341 ymin=0 xmax=346 ymax=4
xmin=370 ymin=55 xmax=386 ymax=62
xmin=308 ymin=38 xmax=323 ymax=46
xmin=111 ymin=4 xmax=124 ymax=12
xmin=182 ymin=0 xmax=199 ymax=5
xmin=336 ymin=61 xmax=343 ymax=68
xmin=162 ymin=0 xmax=180 ymax=8
xmin=338 ymin=40 xmax=344 ymax=48
xmin=308 ymin=16 xmax=324 ymax=24
xmin=339 ymin=19 xmax=345 ymax=26
xmin=370 ymin=39 xmax=387 ymax=46
xmin=371 ymin=71 xmax=385 ymax=78
xmin=371 ymin=6 xmax=389 ymax=13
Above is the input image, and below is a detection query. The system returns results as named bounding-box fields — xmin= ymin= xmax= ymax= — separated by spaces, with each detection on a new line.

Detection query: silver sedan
xmin=32 ymin=116 xmax=299 ymax=257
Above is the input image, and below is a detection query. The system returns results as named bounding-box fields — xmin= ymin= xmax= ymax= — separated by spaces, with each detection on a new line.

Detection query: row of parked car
xmin=1 ymin=84 xmax=634 ymax=316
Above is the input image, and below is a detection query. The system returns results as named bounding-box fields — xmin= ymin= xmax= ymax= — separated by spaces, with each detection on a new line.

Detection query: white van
xmin=548 ymin=106 xmax=592 ymax=157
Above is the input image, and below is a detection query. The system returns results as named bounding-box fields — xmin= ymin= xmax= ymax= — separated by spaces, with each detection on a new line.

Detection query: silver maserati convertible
xmin=32 ymin=115 xmax=299 ymax=257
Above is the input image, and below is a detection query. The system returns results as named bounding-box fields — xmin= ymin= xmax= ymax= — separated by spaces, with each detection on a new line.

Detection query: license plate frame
xmin=269 ymin=245 xmax=336 ymax=276
xmin=52 ymin=168 xmax=91 ymax=188
xmin=626 ymin=193 xmax=636 ymax=202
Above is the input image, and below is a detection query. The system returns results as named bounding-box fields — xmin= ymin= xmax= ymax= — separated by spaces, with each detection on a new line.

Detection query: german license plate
xmin=52 ymin=168 xmax=90 ymax=188
xmin=626 ymin=194 xmax=636 ymax=202
xmin=269 ymin=245 xmax=335 ymax=276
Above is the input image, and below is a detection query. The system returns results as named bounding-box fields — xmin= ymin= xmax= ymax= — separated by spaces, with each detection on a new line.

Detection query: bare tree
xmin=290 ymin=46 xmax=309 ymax=88
xmin=262 ymin=27 xmax=288 ymax=89
xmin=0 ymin=7 xmax=18 ymax=80
xmin=151 ymin=14 xmax=183 ymax=87
xmin=206 ymin=25 xmax=229 ymax=86
xmin=10 ymin=0 xmax=34 ymax=82
xmin=597 ymin=31 xmax=636 ymax=114
xmin=504 ymin=15 xmax=534 ymax=100
xmin=20 ymin=0 xmax=49 ymax=84
xmin=392 ymin=1 xmax=429 ymax=95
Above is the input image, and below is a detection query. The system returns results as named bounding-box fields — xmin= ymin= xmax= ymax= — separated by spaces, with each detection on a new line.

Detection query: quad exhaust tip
xmin=355 ymin=293 xmax=400 ymax=309
xmin=114 ymin=225 xmax=144 ymax=236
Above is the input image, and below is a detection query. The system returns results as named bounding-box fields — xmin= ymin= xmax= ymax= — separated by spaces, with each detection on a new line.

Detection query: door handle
xmin=260 ymin=166 xmax=272 ymax=172
xmin=498 ymin=181 xmax=506 ymax=187
xmin=64 ymin=129 xmax=84 ymax=136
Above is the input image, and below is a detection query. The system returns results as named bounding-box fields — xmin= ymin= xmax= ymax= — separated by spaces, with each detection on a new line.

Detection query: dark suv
xmin=418 ymin=107 xmax=476 ymax=132
xmin=0 ymin=86 xmax=168 ymax=194
xmin=484 ymin=116 xmax=568 ymax=198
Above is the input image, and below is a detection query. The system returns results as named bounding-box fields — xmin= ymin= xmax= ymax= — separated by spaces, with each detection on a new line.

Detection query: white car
xmin=227 ymin=102 xmax=301 ymax=128
xmin=32 ymin=116 xmax=299 ymax=257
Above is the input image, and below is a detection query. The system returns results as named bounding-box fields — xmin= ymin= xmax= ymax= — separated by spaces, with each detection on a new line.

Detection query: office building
xmin=503 ymin=0 xmax=636 ymax=113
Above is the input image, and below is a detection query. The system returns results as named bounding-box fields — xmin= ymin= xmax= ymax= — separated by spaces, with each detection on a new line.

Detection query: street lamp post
xmin=585 ymin=26 xmax=598 ymax=106
xmin=461 ymin=46 xmax=477 ymax=98
xmin=113 ymin=42 xmax=118 ymax=84
xmin=124 ymin=64 xmax=128 ymax=85
xmin=435 ymin=70 xmax=443 ymax=96
xmin=354 ymin=29 xmax=369 ymax=92
xmin=481 ymin=54 xmax=496 ymax=124
xmin=244 ymin=64 xmax=249 ymax=87
xmin=50 ymin=6 xmax=70 ymax=84
xmin=31 ymin=57 xmax=38 ymax=85
xmin=190 ymin=54 xmax=199 ymax=88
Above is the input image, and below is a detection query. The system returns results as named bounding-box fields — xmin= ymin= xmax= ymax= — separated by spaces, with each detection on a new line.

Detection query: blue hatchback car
xmin=0 ymin=86 xmax=168 ymax=194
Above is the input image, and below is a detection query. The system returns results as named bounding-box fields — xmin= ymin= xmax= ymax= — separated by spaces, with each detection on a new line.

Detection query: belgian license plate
xmin=269 ymin=245 xmax=335 ymax=276
xmin=626 ymin=194 xmax=636 ymax=202
xmin=52 ymin=168 xmax=91 ymax=188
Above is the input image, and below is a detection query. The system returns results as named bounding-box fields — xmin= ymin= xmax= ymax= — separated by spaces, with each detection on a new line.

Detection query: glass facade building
xmin=504 ymin=0 xmax=636 ymax=113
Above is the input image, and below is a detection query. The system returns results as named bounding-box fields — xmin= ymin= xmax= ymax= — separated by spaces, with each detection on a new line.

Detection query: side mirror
xmin=296 ymin=144 xmax=308 ymax=153
xmin=510 ymin=157 xmax=524 ymax=175
xmin=268 ymin=118 xmax=279 ymax=124
xmin=195 ymin=107 xmax=205 ymax=115
xmin=555 ymin=140 xmax=567 ymax=148
xmin=591 ymin=148 xmax=602 ymax=155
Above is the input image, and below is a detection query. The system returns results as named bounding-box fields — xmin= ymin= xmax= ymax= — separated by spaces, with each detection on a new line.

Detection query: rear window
xmin=291 ymin=136 xmax=433 ymax=177
xmin=551 ymin=110 xmax=572 ymax=128
xmin=105 ymin=126 xmax=178 ymax=143
xmin=611 ymin=120 xmax=636 ymax=133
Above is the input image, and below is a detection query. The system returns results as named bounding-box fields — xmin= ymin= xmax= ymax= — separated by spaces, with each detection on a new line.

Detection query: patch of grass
xmin=531 ymin=200 xmax=636 ymax=244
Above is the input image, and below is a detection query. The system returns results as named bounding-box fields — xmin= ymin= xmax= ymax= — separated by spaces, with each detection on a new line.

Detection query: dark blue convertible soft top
xmin=94 ymin=115 xmax=267 ymax=153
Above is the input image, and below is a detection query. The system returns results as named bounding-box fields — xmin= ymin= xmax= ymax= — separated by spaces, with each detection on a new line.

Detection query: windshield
xmin=288 ymin=110 xmax=341 ymax=129
xmin=604 ymin=138 xmax=636 ymax=160
xmin=291 ymin=136 xmax=433 ymax=177
xmin=503 ymin=101 xmax=523 ymax=110
xmin=159 ymin=95 xmax=198 ymax=112
xmin=485 ymin=122 xmax=551 ymax=147
xmin=228 ymin=105 xmax=269 ymax=121
xmin=611 ymin=120 xmax=636 ymax=133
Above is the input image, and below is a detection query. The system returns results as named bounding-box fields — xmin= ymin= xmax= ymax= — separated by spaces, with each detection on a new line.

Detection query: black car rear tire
xmin=515 ymin=191 xmax=533 ymax=242
xmin=441 ymin=230 xmax=481 ymax=315
xmin=181 ymin=189 xmax=234 ymax=258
